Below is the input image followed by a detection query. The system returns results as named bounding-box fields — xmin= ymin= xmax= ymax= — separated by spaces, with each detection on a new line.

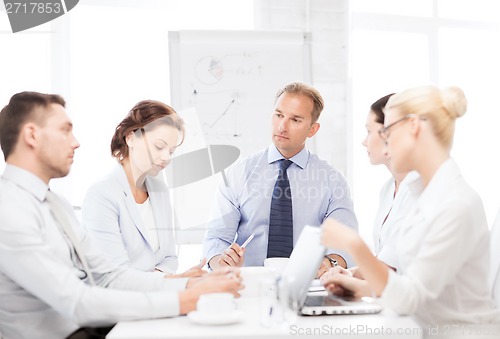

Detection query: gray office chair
xmin=489 ymin=208 xmax=500 ymax=308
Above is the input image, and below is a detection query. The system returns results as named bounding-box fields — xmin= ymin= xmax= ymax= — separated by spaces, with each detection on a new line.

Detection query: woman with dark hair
xmin=82 ymin=100 xmax=204 ymax=277
xmin=320 ymin=93 xmax=416 ymax=288
xmin=362 ymin=93 xmax=417 ymax=259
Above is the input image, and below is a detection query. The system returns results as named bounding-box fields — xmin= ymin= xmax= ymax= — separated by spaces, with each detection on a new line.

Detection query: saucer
xmin=187 ymin=310 xmax=243 ymax=325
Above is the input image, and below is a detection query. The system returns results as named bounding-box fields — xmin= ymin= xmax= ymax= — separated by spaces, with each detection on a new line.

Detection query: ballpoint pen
xmin=240 ymin=233 xmax=255 ymax=249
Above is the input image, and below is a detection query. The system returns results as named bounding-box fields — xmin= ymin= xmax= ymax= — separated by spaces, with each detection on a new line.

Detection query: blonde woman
xmin=321 ymin=86 xmax=499 ymax=325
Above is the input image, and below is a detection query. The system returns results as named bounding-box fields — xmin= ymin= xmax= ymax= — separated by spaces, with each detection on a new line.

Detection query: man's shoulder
xmin=0 ymin=176 xmax=32 ymax=201
xmin=299 ymin=153 xmax=349 ymax=188
xmin=0 ymin=178 xmax=39 ymax=223
xmin=228 ymin=148 xmax=268 ymax=172
xmin=306 ymin=153 xmax=343 ymax=174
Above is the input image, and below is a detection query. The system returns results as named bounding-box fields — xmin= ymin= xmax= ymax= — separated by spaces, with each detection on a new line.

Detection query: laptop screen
xmin=280 ymin=225 xmax=326 ymax=307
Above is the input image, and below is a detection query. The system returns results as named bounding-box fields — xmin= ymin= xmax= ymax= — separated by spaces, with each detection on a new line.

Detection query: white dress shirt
xmin=0 ymin=165 xmax=188 ymax=339
xmin=373 ymin=171 xmax=419 ymax=259
xmin=378 ymin=159 xmax=500 ymax=325
xmin=138 ymin=198 xmax=160 ymax=253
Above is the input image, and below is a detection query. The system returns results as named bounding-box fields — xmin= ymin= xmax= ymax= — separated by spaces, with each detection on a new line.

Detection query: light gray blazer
xmin=82 ymin=165 xmax=178 ymax=273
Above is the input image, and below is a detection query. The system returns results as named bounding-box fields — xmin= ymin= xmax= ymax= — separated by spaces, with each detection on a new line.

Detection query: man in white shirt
xmin=0 ymin=91 xmax=242 ymax=339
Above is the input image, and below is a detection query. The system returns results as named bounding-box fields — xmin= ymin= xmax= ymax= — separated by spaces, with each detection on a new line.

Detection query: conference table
xmin=107 ymin=293 xmax=424 ymax=339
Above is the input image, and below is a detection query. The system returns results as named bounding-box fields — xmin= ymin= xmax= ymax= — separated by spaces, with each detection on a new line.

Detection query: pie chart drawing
xmin=195 ymin=56 xmax=224 ymax=85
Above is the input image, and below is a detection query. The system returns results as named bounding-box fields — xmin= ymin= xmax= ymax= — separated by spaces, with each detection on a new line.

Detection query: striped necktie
xmin=267 ymin=159 xmax=294 ymax=258
xmin=46 ymin=190 xmax=95 ymax=286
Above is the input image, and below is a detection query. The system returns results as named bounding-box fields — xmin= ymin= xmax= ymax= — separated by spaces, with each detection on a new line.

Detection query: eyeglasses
xmin=378 ymin=114 xmax=417 ymax=141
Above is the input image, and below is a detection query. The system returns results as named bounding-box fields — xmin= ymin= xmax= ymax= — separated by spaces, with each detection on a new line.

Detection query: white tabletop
xmin=107 ymin=296 xmax=423 ymax=339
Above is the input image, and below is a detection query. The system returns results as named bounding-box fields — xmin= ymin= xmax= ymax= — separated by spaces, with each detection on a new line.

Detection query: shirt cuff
xmin=380 ymin=269 xmax=409 ymax=315
xmin=204 ymin=244 xmax=226 ymax=266
xmin=161 ymin=277 xmax=189 ymax=291
xmin=149 ymin=291 xmax=181 ymax=318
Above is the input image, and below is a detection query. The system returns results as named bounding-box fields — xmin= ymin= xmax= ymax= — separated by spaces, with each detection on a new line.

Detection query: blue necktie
xmin=267 ymin=159 xmax=293 ymax=258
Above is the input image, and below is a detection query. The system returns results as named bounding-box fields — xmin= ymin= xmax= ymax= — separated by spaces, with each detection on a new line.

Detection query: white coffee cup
xmin=240 ymin=266 xmax=275 ymax=298
xmin=196 ymin=293 xmax=235 ymax=314
xmin=264 ymin=257 xmax=290 ymax=276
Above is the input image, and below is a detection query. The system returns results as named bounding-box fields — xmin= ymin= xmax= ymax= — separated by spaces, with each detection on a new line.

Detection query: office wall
xmin=255 ymin=0 xmax=350 ymax=177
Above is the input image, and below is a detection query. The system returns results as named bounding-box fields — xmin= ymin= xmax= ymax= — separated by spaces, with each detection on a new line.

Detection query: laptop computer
xmin=280 ymin=225 xmax=383 ymax=316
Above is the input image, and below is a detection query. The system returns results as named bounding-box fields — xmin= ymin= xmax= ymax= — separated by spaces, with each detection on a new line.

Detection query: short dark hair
xmin=111 ymin=100 xmax=185 ymax=161
xmin=0 ymin=91 xmax=65 ymax=160
xmin=275 ymin=82 xmax=324 ymax=123
xmin=370 ymin=93 xmax=395 ymax=124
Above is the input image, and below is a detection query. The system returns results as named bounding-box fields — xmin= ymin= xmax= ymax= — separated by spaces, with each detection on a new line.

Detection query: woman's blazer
xmin=82 ymin=165 xmax=178 ymax=273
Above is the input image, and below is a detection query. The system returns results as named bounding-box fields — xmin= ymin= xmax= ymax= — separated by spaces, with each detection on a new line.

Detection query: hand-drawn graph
xmin=170 ymin=30 xmax=311 ymax=158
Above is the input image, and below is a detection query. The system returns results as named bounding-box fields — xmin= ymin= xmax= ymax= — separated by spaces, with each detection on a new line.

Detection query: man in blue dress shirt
xmin=203 ymin=82 xmax=358 ymax=275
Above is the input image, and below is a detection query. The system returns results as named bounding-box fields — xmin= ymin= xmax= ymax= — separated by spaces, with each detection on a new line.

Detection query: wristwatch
xmin=324 ymin=255 xmax=338 ymax=267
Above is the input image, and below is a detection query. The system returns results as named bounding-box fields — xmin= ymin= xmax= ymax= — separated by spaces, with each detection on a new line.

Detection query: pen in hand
xmin=228 ymin=233 xmax=254 ymax=259
xmin=240 ymin=233 xmax=255 ymax=249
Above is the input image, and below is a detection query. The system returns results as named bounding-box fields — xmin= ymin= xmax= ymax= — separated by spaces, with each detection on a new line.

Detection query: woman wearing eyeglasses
xmin=320 ymin=86 xmax=499 ymax=325
xmin=82 ymin=100 xmax=206 ymax=277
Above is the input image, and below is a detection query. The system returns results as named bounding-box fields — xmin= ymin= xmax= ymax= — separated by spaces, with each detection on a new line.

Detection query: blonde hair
xmin=386 ymin=86 xmax=467 ymax=149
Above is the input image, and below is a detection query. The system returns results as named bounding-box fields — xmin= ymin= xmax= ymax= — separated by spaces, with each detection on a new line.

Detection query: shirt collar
xmin=408 ymin=158 xmax=461 ymax=216
xmin=399 ymin=170 xmax=420 ymax=190
xmin=113 ymin=163 xmax=132 ymax=194
xmin=2 ymin=164 xmax=49 ymax=202
xmin=267 ymin=144 xmax=309 ymax=169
